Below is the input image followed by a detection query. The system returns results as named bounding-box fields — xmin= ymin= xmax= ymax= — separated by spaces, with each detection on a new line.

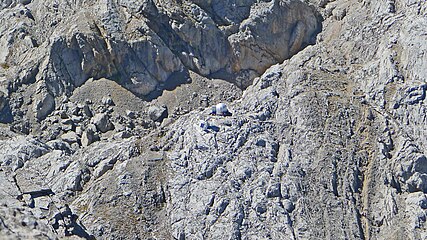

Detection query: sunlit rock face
xmin=1 ymin=0 xmax=427 ymax=239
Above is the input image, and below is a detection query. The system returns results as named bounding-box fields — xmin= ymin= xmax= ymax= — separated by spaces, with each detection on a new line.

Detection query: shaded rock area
xmin=1 ymin=0 xmax=427 ymax=239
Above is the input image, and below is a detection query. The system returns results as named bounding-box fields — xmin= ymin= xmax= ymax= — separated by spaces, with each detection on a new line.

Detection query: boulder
xmin=33 ymin=91 xmax=55 ymax=121
xmin=101 ymin=96 xmax=114 ymax=106
xmin=81 ymin=126 xmax=98 ymax=147
xmin=91 ymin=113 xmax=114 ymax=133
xmin=61 ymin=131 xmax=78 ymax=144
xmin=148 ymin=105 xmax=168 ymax=122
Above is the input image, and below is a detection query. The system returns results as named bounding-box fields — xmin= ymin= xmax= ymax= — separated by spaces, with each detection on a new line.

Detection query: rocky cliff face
xmin=1 ymin=0 xmax=427 ymax=239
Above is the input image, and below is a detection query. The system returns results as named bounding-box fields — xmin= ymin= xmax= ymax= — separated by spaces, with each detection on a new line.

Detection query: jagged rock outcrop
xmin=1 ymin=0 xmax=427 ymax=239
xmin=0 ymin=0 xmax=321 ymax=128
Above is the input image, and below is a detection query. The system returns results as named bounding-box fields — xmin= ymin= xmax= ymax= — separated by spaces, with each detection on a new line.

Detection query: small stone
xmin=150 ymin=145 xmax=160 ymax=151
xmin=61 ymin=132 xmax=78 ymax=144
xmin=87 ymin=124 xmax=97 ymax=132
xmin=71 ymin=115 xmax=84 ymax=123
xmin=61 ymin=119 xmax=73 ymax=125
xmin=266 ymin=183 xmax=281 ymax=198
xmin=113 ymin=131 xmax=132 ymax=139
xmin=82 ymin=104 xmax=93 ymax=118
xmin=101 ymin=96 xmax=114 ymax=106
xmin=256 ymin=139 xmax=267 ymax=147
xmin=61 ymin=123 xmax=74 ymax=132
xmin=34 ymin=196 xmax=51 ymax=210
xmin=46 ymin=139 xmax=71 ymax=152
xmin=333 ymin=7 xmax=347 ymax=20
xmin=59 ymin=110 xmax=68 ymax=119
xmin=255 ymin=202 xmax=267 ymax=214
xmin=75 ymin=126 xmax=83 ymax=136
xmin=71 ymin=142 xmax=80 ymax=150
xmin=114 ymin=123 xmax=126 ymax=132
xmin=407 ymin=173 xmax=427 ymax=193
xmin=126 ymin=110 xmax=136 ymax=119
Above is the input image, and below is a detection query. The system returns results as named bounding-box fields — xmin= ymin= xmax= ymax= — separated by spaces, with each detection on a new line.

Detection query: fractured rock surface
xmin=1 ymin=0 xmax=427 ymax=239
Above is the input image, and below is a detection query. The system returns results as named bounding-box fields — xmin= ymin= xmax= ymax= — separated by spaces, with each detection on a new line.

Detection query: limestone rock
xmin=61 ymin=131 xmax=78 ymax=144
xmin=101 ymin=96 xmax=114 ymax=106
xmin=91 ymin=113 xmax=114 ymax=133
xmin=81 ymin=126 xmax=98 ymax=147
xmin=148 ymin=105 xmax=168 ymax=122
xmin=228 ymin=0 xmax=321 ymax=87
xmin=1 ymin=0 xmax=427 ymax=239
xmin=33 ymin=90 xmax=55 ymax=121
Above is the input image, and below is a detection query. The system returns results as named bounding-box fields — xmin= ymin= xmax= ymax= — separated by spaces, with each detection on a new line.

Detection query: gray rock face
xmin=1 ymin=0 xmax=427 ymax=239
xmin=0 ymin=0 xmax=320 ymax=115
xmin=228 ymin=0 xmax=321 ymax=87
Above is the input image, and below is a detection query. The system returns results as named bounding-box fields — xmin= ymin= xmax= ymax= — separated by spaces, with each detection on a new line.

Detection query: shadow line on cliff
xmin=143 ymin=70 xmax=192 ymax=102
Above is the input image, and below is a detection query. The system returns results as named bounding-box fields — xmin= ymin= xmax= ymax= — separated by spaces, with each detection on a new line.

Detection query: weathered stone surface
xmin=91 ymin=113 xmax=114 ymax=133
xmin=61 ymin=131 xmax=78 ymax=144
xmin=33 ymin=89 xmax=55 ymax=121
xmin=228 ymin=0 xmax=321 ymax=87
xmin=1 ymin=0 xmax=427 ymax=239
xmin=148 ymin=105 xmax=168 ymax=122
xmin=81 ymin=126 xmax=98 ymax=147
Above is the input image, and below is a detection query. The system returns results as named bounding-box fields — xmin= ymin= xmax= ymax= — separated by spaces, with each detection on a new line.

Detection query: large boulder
xmin=33 ymin=89 xmax=55 ymax=121
xmin=91 ymin=113 xmax=114 ymax=133
xmin=148 ymin=105 xmax=168 ymax=122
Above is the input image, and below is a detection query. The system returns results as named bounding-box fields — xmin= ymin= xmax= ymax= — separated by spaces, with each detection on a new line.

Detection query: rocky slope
xmin=1 ymin=0 xmax=427 ymax=239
